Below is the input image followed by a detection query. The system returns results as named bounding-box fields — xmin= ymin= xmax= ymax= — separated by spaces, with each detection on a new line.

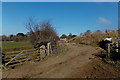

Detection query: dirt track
xmin=3 ymin=44 xmax=99 ymax=78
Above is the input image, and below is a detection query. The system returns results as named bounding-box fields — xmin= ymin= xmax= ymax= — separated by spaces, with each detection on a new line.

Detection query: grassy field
xmin=2 ymin=41 xmax=33 ymax=52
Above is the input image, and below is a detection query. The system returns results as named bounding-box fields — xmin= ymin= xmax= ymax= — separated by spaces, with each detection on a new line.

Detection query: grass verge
xmin=2 ymin=41 xmax=33 ymax=52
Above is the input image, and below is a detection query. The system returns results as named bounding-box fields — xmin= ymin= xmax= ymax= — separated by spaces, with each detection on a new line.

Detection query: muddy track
xmin=3 ymin=44 xmax=98 ymax=78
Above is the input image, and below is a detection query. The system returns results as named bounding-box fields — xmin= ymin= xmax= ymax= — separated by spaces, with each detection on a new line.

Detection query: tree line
xmin=1 ymin=17 xmax=119 ymax=46
xmin=1 ymin=19 xmax=59 ymax=45
xmin=0 ymin=33 xmax=28 ymax=42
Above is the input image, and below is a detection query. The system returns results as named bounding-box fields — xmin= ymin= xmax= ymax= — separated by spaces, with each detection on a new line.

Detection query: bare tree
xmin=25 ymin=18 xmax=58 ymax=44
xmin=40 ymin=21 xmax=58 ymax=40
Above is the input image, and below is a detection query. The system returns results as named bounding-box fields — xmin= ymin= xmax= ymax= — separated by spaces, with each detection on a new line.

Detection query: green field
xmin=2 ymin=41 xmax=33 ymax=52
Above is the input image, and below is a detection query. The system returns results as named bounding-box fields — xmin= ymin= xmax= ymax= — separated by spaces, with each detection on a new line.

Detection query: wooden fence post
xmin=118 ymin=41 xmax=120 ymax=53
xmin=47 ymin=42 xmax=50 ymax=56
xmin=50 ymin=42 xmax=52 ymax=54
xmin=116 ymin=42 xmax=119 ymax=53
xmin=107 ymin=43 xmax=110 ymax=58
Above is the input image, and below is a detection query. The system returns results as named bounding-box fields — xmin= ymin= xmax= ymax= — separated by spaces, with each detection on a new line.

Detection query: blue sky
xmin=2 ymin=2 xmax=118 ymax=36
xmin=0 ymin=2 xmax=2 ymax=36
xmin=2 ymin=0 xmax=120 ymax=2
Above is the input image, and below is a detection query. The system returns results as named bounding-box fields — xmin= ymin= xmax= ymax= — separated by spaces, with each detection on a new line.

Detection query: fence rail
xmin=2 ymin=41 xmax=68 ymax=69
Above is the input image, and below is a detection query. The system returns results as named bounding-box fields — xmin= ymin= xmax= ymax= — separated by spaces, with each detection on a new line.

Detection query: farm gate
xmin=2 ymin=41 xmax=68 ymax=69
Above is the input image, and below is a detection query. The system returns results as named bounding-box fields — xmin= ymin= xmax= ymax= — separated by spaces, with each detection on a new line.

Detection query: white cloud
xmin=98 ymin=17 xmax=112 ymax=25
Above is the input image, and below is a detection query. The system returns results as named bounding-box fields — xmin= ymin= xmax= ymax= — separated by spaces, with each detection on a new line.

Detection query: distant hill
xmin=70 ymin=30 xmax=119 ymax=47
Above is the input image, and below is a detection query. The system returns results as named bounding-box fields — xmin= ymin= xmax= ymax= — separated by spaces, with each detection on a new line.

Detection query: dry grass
xmin=73 ymin=30 xmax=118 ymax=47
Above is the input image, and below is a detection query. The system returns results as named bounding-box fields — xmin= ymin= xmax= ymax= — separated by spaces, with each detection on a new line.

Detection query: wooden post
xmin=107 ymin=43 xmax=110 ymax=58
xmin=118 ymin=41 xmax=120 ymax=53
xmin=47 ymin=42 xmax=50 ymax=56
xmin=50 ymin=42 xmax=52 ymax=54
xmin=115 ymin=42 xmax=119 ymax=53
